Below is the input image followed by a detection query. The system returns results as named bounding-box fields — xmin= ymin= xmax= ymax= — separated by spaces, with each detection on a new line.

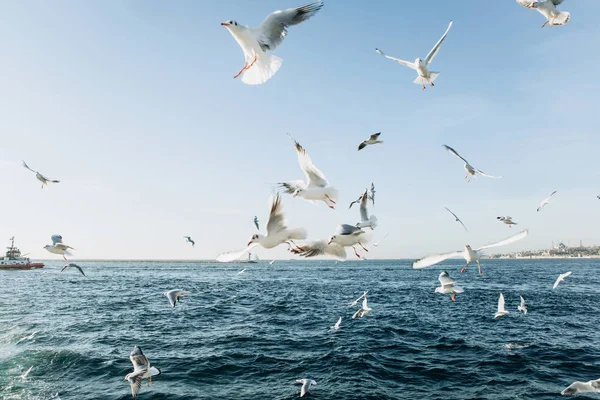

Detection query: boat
xmin=241 ymin=253 xmax=259 ymax=264
xmin=0 ymin=237 xmax=44 ymax=270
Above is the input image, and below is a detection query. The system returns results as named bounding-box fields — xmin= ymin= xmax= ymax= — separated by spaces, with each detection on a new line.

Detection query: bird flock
xmin=13 ymin=0 xmax=593 ymax=397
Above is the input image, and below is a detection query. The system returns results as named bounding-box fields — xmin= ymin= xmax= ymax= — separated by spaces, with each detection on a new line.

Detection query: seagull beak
xmin=327 ymin=240 xmax=332 ymax=245
xmin=293 ymin=193 xmax=298 ymax=198
xmin=221 ymin=22 xmax=229 ymax=26
xmin=247 ymin=241 xmax=252 ymax=246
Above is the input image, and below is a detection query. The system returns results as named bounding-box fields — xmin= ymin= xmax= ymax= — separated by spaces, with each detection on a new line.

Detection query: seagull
xmin=279 ymin=134 xmax=338 ymax=209
xmin=497 ymin=216 xmax=518 ymax=227
xmin=444 ymin=207 xmax=468 ymax=231
xmin=217 ymin=194 xmax=307 ymax=262
xmin=221 ymin=1 xmax=324 ymax=85
xmin=348 ymin=193 xmax=363 ymax=209
xmin=61 ymin=263 xmax=85 ymax=276
xmin=44 ymin=235 xmax=74 ymax=261
xmin=375 ymin=20 xmax=452 ymax=90
xmin=356 ymin=189 xmax=378 ymax=230
xmin=22 ymin=160 xmax=60 ymax=189
xmin=163 ymin=289 xmax=188 ymax=307
xmin=330 ymin=316 xmax=342 ymax=331
xmin=16 ymin=330 xmax=39 ymax=345
xmin=494 ymin=293 xmax=509 ymax=319
xmin=352 ymin=296 xmax=372 ymax=319
xmin=349 ymin=290 xmax=368 ymax=306
xmin=123 ymin=346 xmax=161 ymax=399
xmin=295 ymin=379 xmax=317 ymax=398
xmin=553 ymin=271 xmax=572 ymax=289
xmin=537 ymin=190 xmax=557 ymax=212
xmin=443 ymin=145 xmax=502 ymax=182
xmin=434 ymin=271 xmax=463 ymax=302
xmin=254 ymin=216 xmax=259 ymax=230
xmin=358 ymin=132 xmax=383 ymax=151
xmin=516 ymin=0 xmax=570 ymax=28
xmin=369 ymin=182 xmax=376 ymax=205
xmin=412 ymin=230 xmax=528 ymax=275
xmin=237 ymin=268 xmax=247 ymax=275
xmin=183 ymin=236 xmax=195 ymax=247
xmin=20 ymin=366 xmax=33 ymax=379
xmin=269 ymin=260 xmax=275 ymax=265
xmin=292 ymin=224 xmax=369 ymax=260
xmin=561 ymin=379 xmax=600 ymax=396
xmin=518 ymin=296 xmax=527 ymax=314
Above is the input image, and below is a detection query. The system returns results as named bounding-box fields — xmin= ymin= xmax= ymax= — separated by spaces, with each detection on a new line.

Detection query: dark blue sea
xmin=1 ymin=259 xmax=599 ymax=399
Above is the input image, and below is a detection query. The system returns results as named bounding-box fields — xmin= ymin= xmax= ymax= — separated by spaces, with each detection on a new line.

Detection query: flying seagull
xmin=16 ymin=330 xmax=39 ymax=345
xmin=253 ymin=216 xmax=259 ymax=230
xmin=61 ymin=263 xmax=85 ymax=276
xmin=518 ymin=296 xmax=527 ymax=314
xmin=123 ymin=346 xmax=161 ymax=399
xmin=369 ymin=182 xmax=376 ymax=205
xmin=22 ymin=160 xmax=60 ymax=189
xmin=443 ymin=145 xmax=502 ymax=182
xmin=412 ymin=230 xmax=528 ymax=275
xmin=375 ymin=20 xmax=453 ymax=90
xmin=516 ymin=0 xmax=570 ymax=28
xmin=495 ymin=293 xmax=509 ymax=319
xmin=330 ymin=316 xmax=342 ymax=331
xmin=217 ymin=194 xmax=307 ymax=262
xmin=561 ymin=379 xmax=600 ymax=396
xmin=356 ymin=189 xmax=378 ymax=230
xmin=279 ymin=134 xmax=338 ymax=209
xmin=434 ymin=271 xmax=463 ymax=302
xmin=221 ymin=1 xmax=324 ymax=85
xmin=163 ymin=289 xmax=189 ymax=307
xmin=537 ymin=190 xmax=557 ymax=212
xmin=553 ymin=271 xmax=572 ymax=289
xmin=183 ymin=236 xmax=195 ymax=247
xmin=497 ymin=216 xmax=518 ymax=227
xmin=445 ymin=207 xmax=468 ymax=231
xmin=295 ymin=379 xmax=317 ymax=398
xmin=291 ymin=224 xmax=369 ymax=260
xmin=352 ymin=296 xmax=372 ymax=319
xmin=358 ymin=132 xmax=383 ymax=151
xmin=44 ymin=235 xmax=75 ymax=261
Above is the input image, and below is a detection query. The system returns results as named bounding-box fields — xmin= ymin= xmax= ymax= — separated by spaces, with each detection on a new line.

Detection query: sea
xmin=1 ymin=259 xmax=599 ymax=400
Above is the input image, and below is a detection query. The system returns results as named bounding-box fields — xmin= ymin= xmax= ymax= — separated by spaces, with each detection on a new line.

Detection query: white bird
xmin=443 ymin=145 xmax=502 ymax=182
xmin=553 ymin=271 xmax=572 ymax=289
xmin=352 ymin=296 xmax=372 ymax=319
xmin=20 ymin=366 xmax=33 ymax=379
xmin=292 ymin=224 xmax=369 ymax=260
xmin=295 ymin=379 xmax=317 ymax=398
xmin=349 ymin=290 xmax=368 ymax=306
xmin=445 ymin=207 xmax=468 ymax=231
xmin=330 ymin=316 xmax=342 ymax=331
xmin=518 ymin=295 xmax=527 ymax=314
xmin=253 ymin=216 xmax=259 ymax=231
xmin=358 ymin=132 xmax=383 ymax=151
xmin=123 ymin=346 xmax=161 ymax=399
xmin=16 ymin=330 xmax=39 ymax=345
xmin=61 ymin=263 xmax=85 ymax=276
xmin=163 ymin=289 xmax=188 ymax=307
xmin=497 ymin=216 xmax=518 ymax=227
xmin=22 ymin=160 xmax=60 ymax=189
xmin=44 ymin=235 xmax=75 ymax=261
xmin=434 ymin=271 xmax=464 ymax=302
xmin=375 ymin=20 xmax=452 ymax=90
xmin=217 ymin=194 xmax=307 ymax=262
xmin=269 ymin=259 xmax=275 ymax=265
xmin=356 ymin=189 xmax=378 ymax=230
xmin=221 ymin=1 xmax=324 ymax=85
xmin=183 ymin=236 xmax=195 ymax=247
xmin=494 ymin=293 xmax=509 ymax=319
xmin=561 ymin=379 xmax=600 ymax=396
xmin=237 ymin=268 xmax=247 ymax=275
xmin=279 ymin=134 xmax=338 ymax=209
xmin=537 ymin=190 xmax=558 ymax=212
xmin=516 ymin=0 xmax=570 ymax=28
xmin=412 ymin=230 xmax=528 ymax=275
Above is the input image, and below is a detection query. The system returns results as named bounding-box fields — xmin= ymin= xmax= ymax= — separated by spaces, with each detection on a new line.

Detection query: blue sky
xmin=1 ymin=1 xmax=599 ymax=260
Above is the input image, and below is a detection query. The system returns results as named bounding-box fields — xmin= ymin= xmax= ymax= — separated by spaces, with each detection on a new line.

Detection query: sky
xmin=1 ymin=0 xmax=599 ymax=260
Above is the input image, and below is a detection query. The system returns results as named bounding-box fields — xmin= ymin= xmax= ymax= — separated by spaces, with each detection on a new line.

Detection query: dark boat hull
xmin=0 ymin=263 xmax=44 ymax=270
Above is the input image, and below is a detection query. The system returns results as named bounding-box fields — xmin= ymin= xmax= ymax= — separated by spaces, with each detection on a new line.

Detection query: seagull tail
xmin=241 ymin=54 xmax=283 ymax=85
xmin=414 ymin=72 xmax=440 ymax=85
xmin=453 ymin=286 xmax=464 ymax=293
xmin=552 ymin=11 xmax=570 ymax=26
xmin=369 ymin=215 xmax=379 ymax=229
xmin=325 ymin=186 xmax=339 ymax=202
xmin=149 ymin=367 xmax=161 ymax=377
xmin=287 ymin=228 xmax=308 ymax=241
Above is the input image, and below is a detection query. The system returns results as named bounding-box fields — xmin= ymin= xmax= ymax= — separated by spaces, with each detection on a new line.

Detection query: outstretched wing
xmin=216 ymin=244 xmax=258 ymax=262
xmin=369 ymin=132 xmax=381 ymax=141
xmin=291 ymin=240 xmax=346 ymax=261
xmin=442 ymin=145 xmax=470 ymax=165
xmin=51 ymin=234 xmax=63 ymax=245
xmin=497 ymin=293 xmax=505 ymax=313
xmin=424 ymin=20 xmax=453 ymax=65
xmin=22 ymin=160 xmax=37 ymax=173
xmin=474 ymin=168 xmax=502 ymax=179
xmin=520 ymin=296 xmax=525 ymax=308
xmin=537 ymin=190 xmax=557 ymax=211
xmin=288 ymin=134 xmax=328 ymax=187
xmin=477 ymin=230 xmax=528 ymax=251
xmin=375 ymin=48 xmax=416 ymax=69
xmin=438 ymin=271 xmax=455 ymax=287
xmin=74 ymin=265 xmax=86 ymax=276
xmin=278 ymin=180 xmax=306 ymax=194
xmin=552 ymin=0 xmax=565 ymax=5
xmin=412 ymin=250 xmax=464 ymax=269
xmin=516 ymin=0 xmax=535 ymax=7
xmin=357 ymin=141 xmax=367 ymax=151
xmin=128 ymin=373 xmax=144 ymax=399
xmin=335 ymin=224 xmax=363 ymax=236
xmin=254 ymin=1 xmax=324 ymax=52
xmin=254 ymin=216 xmax=259 ymax=231
xmin=444 ymin=207 xmax=468 ymax=231
xmin=359 ymin=191 xmax=369 ymax=222
xmin=266 ymin=194 xmax=289 ymax=236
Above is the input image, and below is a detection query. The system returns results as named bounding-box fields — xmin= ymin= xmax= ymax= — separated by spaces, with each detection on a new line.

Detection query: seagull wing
xmin=497 ymin=293 xmax=506 ymax=313
xmin=21 ymin=160 xmax=37 ymax=173
xmin=216 ymin=244 xmax=259 ymax=262
xmin=278 ymin=180 xmax=307 ymax=194
xmin=348 ymin=197 xmax=361 ymax=209
xmin=375 ymin=48 xmax=416 ymax=70
xmin=358 ymin=141 xmax=368 ymax=151
xmin=51 ymin=234 xmax=64 ymax=245
xmin=73 ymin=264 xmax=85 ymax=276
xmin=445 ymin=207 xmax=468 ymax=231
xmin=369 ymin=132 xmax=382 ymax=141
xmin=442 ymin=145 xmax=470 ymax=165
xmin=254 ymin=216 xmax=259 ymax=231
xmin=537 ymin=190 xmax=557 ymax=212
xmin=552 ymin=0 xmax=565 ymax=6
xmin=552 ymin=275 xmax=562 ymax=289
xmin=288 ymin=134 xmax=328 ymax=187
xmin=265 ymin=194 xmax=289 ymax=236
xmin=359 ymin=191 xmax=369 ymax=222
xmin=335 ymin=224 xmax=363 ymax=236
xmin=438 ymin=271 xmax=455 ymax=287
xmin=128 ymin=373 xmax=144 ymax=399
xmin=516 ymin=0 xmax=534 ymax=7
xmin=520 ymin=296 xmax=526 ymax=308
xmin=476 ymin=230 xmax=528 ymax=251
xmin=253 ymin=1 xmax=324 ymax=52
xmin=129 ymin=347 xmax=149 ymax=371
xmin=474 ymin=168 xmax=502 ymax=179
xmin=424 ymin=20 xmax=453 ymax=65
xmin=291 ymin=240 xmax=346 ymax=261
xmin=412 ymin=250 xmax=464 ymax=269
xmin=60 ymin=265 xmax=68 ymax=272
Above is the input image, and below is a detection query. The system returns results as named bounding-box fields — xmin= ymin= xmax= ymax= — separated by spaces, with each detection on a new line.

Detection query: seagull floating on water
xmin=356 ymin=189 xmax=378 ymax=230
xmin=434 ymin=271 xmax=463 ymax=302
xmin=443 ymin=145 xmax=502 ymax=182
xmin=352 ymin=296 xmax=372 ymax=319
xmin=537 ymin=190 xmax=557 ymax=212
xmin=413 ymin=230 xmax=528 ymax=275
xmin=61 ymin=263 xmax=85 ymax=276
xmin=279 ymin=134 xmax=338 ymax=209
xmin=375 ymin=21 xmax=452 ymax=90
xmin=124 ymin=346 xmax=161 ymax=399
xmin=518 ymin=296 xmax=527 ymax=314
xmin=553 ymin=271 xmax=572 ymax=289
xmin=495 ymin=293 xmax=509 ymax=319
xmin=183 ymin=236 xmax=195 ymax=247
xmin=445 ymin=207 xmax=468 ymax=231
xmin=497 ymin=216 xmax=518 ymax=227
xmin=330 ymin=316 xmax=342 ymax=331
xmin=295 ymin=379 xmax=317 ymax=398
xmin=217 ymin=194 xmax=307 ymax=262
xmin=516 ymin=0 xmax=570 ymax=28
xmin=221 ymin=1 xmax=324 ymax=85
xmin=561 ymin=378 xmax=600 ymax=396
xmin=358 ymin=132 xmax=383 ymax=151
xmin=44 ymin=235 xmax=74 ymax=261
xmin=22 ymin=160 xmax=60 ymax=189
xmin=163 ymin=289 xmax=188 ymax=307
